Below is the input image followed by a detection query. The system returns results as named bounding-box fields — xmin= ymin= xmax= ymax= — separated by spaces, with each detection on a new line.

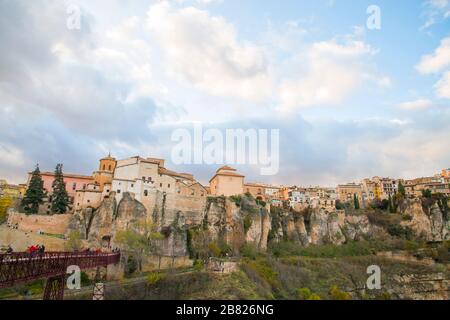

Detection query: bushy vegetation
xmin=0 ymin=196 xmax=13 ymax=223
xmin=268 ymin=239 xmax=424 ymax=259
xmin=386 ymin=224 xmax=414 ymax=240
xmin=296 ymin=287 xmax=321 ymax=300
xmin=240 ymin=243 xmax=260 ymax=260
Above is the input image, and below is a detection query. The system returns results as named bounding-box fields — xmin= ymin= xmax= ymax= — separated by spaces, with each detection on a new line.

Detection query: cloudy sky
xmin=0 ymin=0 xmax=449 ymax=187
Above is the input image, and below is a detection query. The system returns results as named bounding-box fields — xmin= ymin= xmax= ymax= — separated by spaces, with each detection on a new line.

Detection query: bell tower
xmin=99 ymin=153 xmax=116 ymax=173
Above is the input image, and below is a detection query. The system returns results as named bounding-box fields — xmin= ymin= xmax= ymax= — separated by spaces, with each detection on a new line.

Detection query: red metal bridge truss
xmin=0 ymin=252 xmax=120 ymax=300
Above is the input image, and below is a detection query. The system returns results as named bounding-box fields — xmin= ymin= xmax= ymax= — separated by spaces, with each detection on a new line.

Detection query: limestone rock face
xmin=245 ymin=207 xmax=271 ymax=250
xmin=114 ymin=193 xmax=147 ymax=230
xmin=342 ymin=214 xmax=370 ymax=241
xmin=429 ymin=203 xmax=448 ymax=241
xmin=88 ymin=195 xmax=117 ymax=246
xmin=327 ymin=212 xmax=345 ymax=245
xmin=401 ymin=198 xmax=432 ymax=240
xmin=399 ymin=198 xmax=449 ymax=241
xmin=309 ymin=208 xmax=330 ymax=245
xmin=293 ymin=214 xmax=309 ymax=246
xmin=271 ymin=207 xmax=373 ymax=246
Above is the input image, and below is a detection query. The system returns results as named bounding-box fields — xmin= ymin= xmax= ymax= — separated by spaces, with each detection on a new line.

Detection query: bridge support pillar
xmin=93 ymin=266 xmax=107 ymax=300
xmin=43 ymin=275 xmax=65 ymax=300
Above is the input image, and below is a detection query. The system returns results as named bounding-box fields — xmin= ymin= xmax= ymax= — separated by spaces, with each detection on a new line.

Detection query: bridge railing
xmin=0 ymin=252 xmax=120 ymax=289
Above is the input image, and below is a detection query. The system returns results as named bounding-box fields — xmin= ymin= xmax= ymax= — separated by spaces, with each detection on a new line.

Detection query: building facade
xmin=209 ymin=166 xmax=244 ymax=197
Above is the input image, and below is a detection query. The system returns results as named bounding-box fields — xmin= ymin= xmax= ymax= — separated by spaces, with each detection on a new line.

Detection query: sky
xmin=0 ymin=0 xmax=449 ymax=187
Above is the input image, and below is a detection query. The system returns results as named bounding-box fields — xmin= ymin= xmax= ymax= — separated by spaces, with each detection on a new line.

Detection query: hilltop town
xmin=1 ymin=154 xmax=449 ymax=219
xmin=1 ymin=155 xmax=449 ymax=300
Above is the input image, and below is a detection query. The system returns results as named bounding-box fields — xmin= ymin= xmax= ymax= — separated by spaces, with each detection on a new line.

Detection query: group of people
xmin=26 ymin=244 xmax=45 ymax=256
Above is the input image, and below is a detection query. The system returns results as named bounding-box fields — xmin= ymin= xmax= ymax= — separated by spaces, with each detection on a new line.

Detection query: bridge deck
xmin=0 ymin=252 xmax=120 ymax=289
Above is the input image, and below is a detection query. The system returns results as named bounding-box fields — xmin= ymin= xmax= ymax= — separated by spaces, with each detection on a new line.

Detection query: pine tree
xmin=21 ymin=165 xmax=45 ymax=215
xmin=388 ymin=194 xmax=394 ymax=213
xmin=398 ymin=182 xmax=406 ymax=197
xmin=51 ymin=164 xmax=69 ymax=214
xmin=353 ymin=194 xmax=360 ymax=210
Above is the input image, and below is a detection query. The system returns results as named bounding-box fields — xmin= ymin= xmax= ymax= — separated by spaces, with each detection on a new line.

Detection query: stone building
xmin=337 ymin=183 xmax=363 ymax=202
xmin=209 ymin=166 xmax=244 ymax=197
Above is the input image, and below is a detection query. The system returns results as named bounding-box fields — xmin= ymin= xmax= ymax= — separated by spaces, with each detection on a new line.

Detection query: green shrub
xmin=244 ymin=260 xmax=279 ymax=289
xmin=80 ymin=272 xmax=92 ymax=286
xmin=230 ymin=195 xmax=242 ymax=206
xmin=296 ymin=287 xmax=321 ymax=300
xmin=387 ymin=224 xmax=414 ymax=240
xmin=193 ymin=259 xmax=204 ymax=271
xmin=240 ymin=244 xmax=259 ymax=260
xmin=147 ymin=272 xmax=166 ymax=285
xmin=243 ymin=216 xmax=253 ymax=234
xmin=256 ymin=199 xmax=266 ymax=207
xmin=329 ymin=285 xmax=351 ymax=300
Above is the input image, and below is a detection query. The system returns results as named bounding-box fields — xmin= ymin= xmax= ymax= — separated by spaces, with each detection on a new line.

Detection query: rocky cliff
xmin=67 ymin=192 xmax=449 ymax=256
xmin=67 ymin=192 xmax=271 ymax=256
xmin=270 ymin=207 xmax=375 ymax=246
xmin=400 ymin=198 xmax=449 ymax=241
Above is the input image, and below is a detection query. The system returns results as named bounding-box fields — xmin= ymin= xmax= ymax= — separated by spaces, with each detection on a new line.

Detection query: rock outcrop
xmin=68 ymin=193 xmax=271 ymax=256
xmin=400 ymin=198 xmax=449 ymax=241
xmin=67 ymin=192 xmax=449 ymax=255
xmin=271 ymin=207 xmax=373 ymax=246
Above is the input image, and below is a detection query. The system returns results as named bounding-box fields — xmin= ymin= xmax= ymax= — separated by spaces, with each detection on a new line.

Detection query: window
xmin=103 ymin=164 xmax=105 ymax=170
xmin=160 ymin=183 xmax=162 ymax=187
xmin=87 ymin=200 xmax=90 ymax=203
xmin=117 ymin=190 xmax=121 ymax=194
xmin=142 ymin=176 xmax=146 ymax=181
xmin=168 ymin=184 xmax=171 ymax=188
xmin=144 ymin=190 xmax=148 ymax=196
xmin=131 ymin=184 xmax=134 ymax=188
xmin=72 ymin=182 xmax=77 ymax=190
xmin=108 ymin=165 xmax=111 ymax=171
xmin=191 ymin=189 xmax=195 ymax=196
xmin=106 ymin=189 xmax=110 ymax=193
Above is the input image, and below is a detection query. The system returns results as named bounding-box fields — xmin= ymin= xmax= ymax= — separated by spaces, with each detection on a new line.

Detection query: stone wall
xmin=7 ymin=211 xmax=71 ymax=235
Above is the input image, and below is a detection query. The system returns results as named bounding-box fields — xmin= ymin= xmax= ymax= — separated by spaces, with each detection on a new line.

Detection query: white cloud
xmin=416 ymin=37 xmax=450 ymax=100
xmin=278 ymin=34 xmax=384 ymax=111
xmin=416 ymin=37 xmax=450 ymax=74
xmin=0 ymin=144 xmax=24 ymax=167
xmin=145 ymin=2 xmax=272 ymax=101
xmin=421 ymin=0 xmax=450 ymax=30
xmin=435 ymin=71 xmax=450 ymax=98
xmin=398 ymin=99 xmax=433 ymax=110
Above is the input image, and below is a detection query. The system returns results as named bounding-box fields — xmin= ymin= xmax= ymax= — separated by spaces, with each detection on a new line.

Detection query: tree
xmin=421 ymin=189 xmax=432 ymax=198
xmin=51 ymin=164 xmax=69 ymax=214
xmin=65 ymin=230 xmax=83 ymax=251
xmin=21 ymin=164 xmax=45 ymax=215
xmin=388 ymin=194 xmax=395 ymax=213
xmin=0 ymin=195 xmax=13 ymax=223
xmin=353 ymin=194 xmax=360 ymax=210
xmin=115 ymin=220 xmax=164 ymax=274
xmin=398 ymin=182 xmax=406 ymax=197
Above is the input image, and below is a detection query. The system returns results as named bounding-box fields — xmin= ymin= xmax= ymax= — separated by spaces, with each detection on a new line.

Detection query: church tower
xmin=93 ymin=154 xmax=116 ymax=191
xmin=99 ymin=153 xmax=116 ymax=173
